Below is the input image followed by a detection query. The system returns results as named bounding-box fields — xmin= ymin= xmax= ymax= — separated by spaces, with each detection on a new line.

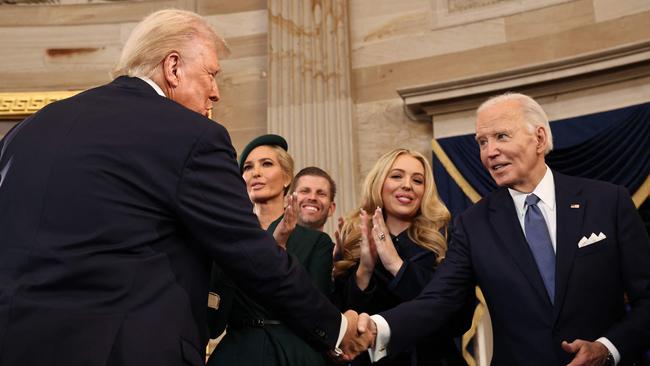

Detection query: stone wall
xmin=0 ymin=0 xmax=268 ymax=153
xmin=349 ymin=0 xmax=650 ymax=176
xmin=2 ymin=0 xmax=650 ymax=212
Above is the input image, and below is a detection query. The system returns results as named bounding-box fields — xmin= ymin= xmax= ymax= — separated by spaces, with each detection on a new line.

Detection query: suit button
xmin=314 ymin=328 xmax=326 ymax=338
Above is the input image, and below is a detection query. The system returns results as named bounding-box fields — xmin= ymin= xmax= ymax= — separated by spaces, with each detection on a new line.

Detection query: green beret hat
xmin=238 ymin=134 xmax=288 ymax=173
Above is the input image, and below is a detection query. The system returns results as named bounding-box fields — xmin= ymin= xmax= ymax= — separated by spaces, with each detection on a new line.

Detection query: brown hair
xmin=290 ymin=166 xmax=337 ymax=200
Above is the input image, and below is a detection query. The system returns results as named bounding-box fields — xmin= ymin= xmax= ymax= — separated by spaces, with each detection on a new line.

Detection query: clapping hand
xmin=355 ymin=209 xmax=378 ymax=290
xmin=370 ymin=207 xmax=403 ymax=276
xmin=333 ymin=216 xmax=345 ymax=260
xmin=273 ymin=193 xmax=299 ymax=249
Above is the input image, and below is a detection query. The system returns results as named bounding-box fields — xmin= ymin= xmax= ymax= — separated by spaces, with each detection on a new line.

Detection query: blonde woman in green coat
xmin=207 ymin=134 xmax=333 ymax=366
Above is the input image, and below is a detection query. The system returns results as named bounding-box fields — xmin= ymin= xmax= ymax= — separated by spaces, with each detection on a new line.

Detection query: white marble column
xmin=268 ymin=0 xmax=357 ymax=233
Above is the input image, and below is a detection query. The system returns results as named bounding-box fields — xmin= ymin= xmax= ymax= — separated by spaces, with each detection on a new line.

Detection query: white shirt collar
xmin=137 ymin=76 xmax=166 ymax=97
xmin=508 ymin=165 xmax=556 ymax=216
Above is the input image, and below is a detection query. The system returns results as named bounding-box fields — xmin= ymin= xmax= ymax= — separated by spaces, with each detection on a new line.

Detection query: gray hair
xmin=477 ymin=92 xmax=554 ymax=154
xmin=111 ymin=9 xmax=228 ymax=79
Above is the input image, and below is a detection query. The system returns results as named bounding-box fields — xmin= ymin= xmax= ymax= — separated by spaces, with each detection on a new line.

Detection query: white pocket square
xmin=578 ymin=232 xmax=606 ymax=248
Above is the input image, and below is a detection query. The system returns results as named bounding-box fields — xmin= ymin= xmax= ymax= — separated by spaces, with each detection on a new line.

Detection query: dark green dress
xmin=207 ymin=217 xmax=334 ymax=366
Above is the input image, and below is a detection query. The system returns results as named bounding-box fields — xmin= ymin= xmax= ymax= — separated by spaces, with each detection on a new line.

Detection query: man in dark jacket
xmin=0 ymin=9 xmax=368 ymax=366
xmin=357 ymin=93 xmax=650 ymax=366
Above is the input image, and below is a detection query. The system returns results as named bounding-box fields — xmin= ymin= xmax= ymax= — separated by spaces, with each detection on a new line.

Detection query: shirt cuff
xmin=596 ymin=337 xmax=620 ymax=365
xmin=334 ymin=314 xmax=347 ymax=352
xmin=368 ymin=314 xmax=391 ymax=362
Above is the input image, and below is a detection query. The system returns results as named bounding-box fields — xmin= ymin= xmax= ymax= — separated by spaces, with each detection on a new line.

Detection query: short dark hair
xmin=290 ymin=166 xmax=336 ymax=200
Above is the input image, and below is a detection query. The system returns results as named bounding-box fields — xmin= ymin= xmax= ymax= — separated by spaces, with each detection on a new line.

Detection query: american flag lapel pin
xmin=570 ymin=203 xmax=580 ymax=209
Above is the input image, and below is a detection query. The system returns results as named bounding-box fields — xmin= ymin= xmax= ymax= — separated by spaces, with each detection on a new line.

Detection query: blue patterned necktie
xmin=524 ymin=194 xmax=556 ymax=304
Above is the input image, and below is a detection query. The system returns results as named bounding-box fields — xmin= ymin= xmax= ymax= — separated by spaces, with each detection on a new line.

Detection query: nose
xmin=252 ymin=164 xmax=261 ymax=177
xmin=485 ymin=140 xmax=500 ymax=158
xmin=210 ymin=78 xmax=220 ymax=103
xmin=401 ymin=179 xmax=413 ymax=191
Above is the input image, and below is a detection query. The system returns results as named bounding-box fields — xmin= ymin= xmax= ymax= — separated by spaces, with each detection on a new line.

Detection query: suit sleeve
xmin=387 ymin=252 xmax=436 ymax=301
xmin=380 ymin=214 xmax=477 ymax=355
xmin=333 ymin=265 xmax=377 ymax=312
xmin=174 ymin=123 xmax=341 ymax=351
xmin=335 ymin=246 xmax=438 ymax=311
xmin=206 ymin=265 xmax=235 ymax=339
xmin=603 ymin=186 xmax=650 ymax=359
xmin=0 ymin=117 xmax=27 ymax=162
xmin=304 ymin=233 xmax=334 ymax=295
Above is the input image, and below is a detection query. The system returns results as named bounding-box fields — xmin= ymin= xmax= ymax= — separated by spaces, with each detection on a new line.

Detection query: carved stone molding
xmin=397 ymin=40 xmax=650 ymax=118
xmin=0 ymin=90 xmax=81 ymax=120
xmin=432 ymin=0 xmax=569 ymax=28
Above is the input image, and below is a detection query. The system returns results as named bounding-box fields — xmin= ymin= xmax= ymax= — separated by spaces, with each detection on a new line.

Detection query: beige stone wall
xmin=349 ymin=0 xmax=650 ymax=177
xmin=0 ymin=0 xmax=268 ymax=153
xmin=2 ymin=0 xmax=650 ymax=207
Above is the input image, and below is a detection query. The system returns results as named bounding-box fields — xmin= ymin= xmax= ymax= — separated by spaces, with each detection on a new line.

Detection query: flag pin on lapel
xmin=570 ymin=203 xmax=580 ymax=209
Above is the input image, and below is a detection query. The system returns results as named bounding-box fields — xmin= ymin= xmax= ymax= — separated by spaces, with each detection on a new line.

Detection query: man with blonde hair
xmin=0 ymin=9 xmax=368 ymax=365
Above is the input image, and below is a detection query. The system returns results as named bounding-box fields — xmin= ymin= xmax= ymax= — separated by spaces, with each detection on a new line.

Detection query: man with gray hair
xmin=0 ymin=9 xmax=369 ymax=365
xmin=353 ymin=92 xmax=650 ymax=365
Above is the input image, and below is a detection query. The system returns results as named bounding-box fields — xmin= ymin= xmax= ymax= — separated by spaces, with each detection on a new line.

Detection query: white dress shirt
xmin=508 ymin=166 xmax=557 ymax=253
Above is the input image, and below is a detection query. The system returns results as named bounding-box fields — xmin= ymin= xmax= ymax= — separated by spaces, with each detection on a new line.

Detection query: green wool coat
xmin=207 ymin=216 xmax=334 ymax=366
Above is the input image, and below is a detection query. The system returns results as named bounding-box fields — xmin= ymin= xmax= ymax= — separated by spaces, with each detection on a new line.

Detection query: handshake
xmin=331 ymin=310 xmax=379 ymax=362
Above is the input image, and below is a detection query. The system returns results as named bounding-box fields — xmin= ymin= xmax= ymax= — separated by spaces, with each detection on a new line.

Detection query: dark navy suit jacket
xmin=0 ymin=76 xmax=341 ymax=365
xmin=381 ymin=172 xmax=650 ymax=365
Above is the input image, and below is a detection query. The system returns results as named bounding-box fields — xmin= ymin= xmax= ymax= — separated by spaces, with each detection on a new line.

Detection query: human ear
xmin=328 ymin=202 xmax=336 ymax=217
xmin=283 ymin=173 xmax=293 ymax=190
xmin=162 ymin=52 xmax=182 ymax=87
xmin=535 ymin=126 xmax=547 ymax=153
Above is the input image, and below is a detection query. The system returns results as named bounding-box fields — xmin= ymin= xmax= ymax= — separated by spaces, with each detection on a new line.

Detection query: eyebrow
xmin=475 ymin=129 xmax=511 ymax=141
xmin=250 ymin=157 xmax=275 ymax=165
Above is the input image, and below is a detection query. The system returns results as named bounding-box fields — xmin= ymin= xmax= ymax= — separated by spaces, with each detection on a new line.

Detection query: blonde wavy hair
xmin=111 ymin=9 xmax=228 ymax=79
xmin=333 ymin=149 xmax=451 ymax=278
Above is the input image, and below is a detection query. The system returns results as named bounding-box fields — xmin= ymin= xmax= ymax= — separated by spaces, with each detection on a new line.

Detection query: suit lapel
xmin=489 ymin=188 xmax=551 ymax=306
xmin=552 ymin=172 xmax=584 ymax=322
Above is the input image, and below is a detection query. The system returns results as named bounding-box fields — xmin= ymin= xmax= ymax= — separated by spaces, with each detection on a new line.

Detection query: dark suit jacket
xmin=0 ymin=76 xmax=341 ymax=366
xmin=381 ymin=172 xmax=650 ymax=365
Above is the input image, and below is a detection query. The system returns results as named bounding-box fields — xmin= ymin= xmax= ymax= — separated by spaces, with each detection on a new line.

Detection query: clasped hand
xmin=333 ymin=310 xmax=377 ymax=362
